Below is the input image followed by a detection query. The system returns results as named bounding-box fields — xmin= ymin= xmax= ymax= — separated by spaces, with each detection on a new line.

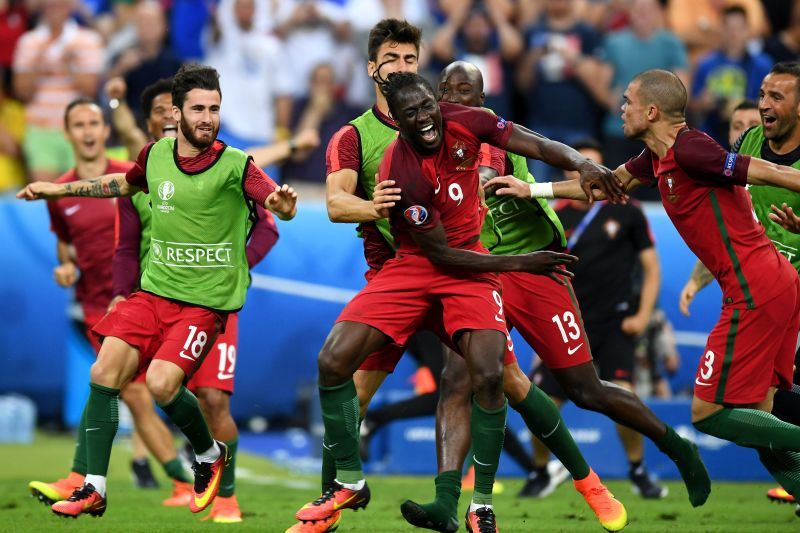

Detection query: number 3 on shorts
xmin=180 ymin=325 xmax=209 ymax=360
xmin=700 ymin=350 xmax=714 ymax=380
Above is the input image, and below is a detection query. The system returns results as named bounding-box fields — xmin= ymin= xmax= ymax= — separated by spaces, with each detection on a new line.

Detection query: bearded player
xmin=18 ymin=63 xmax=297 ymax=519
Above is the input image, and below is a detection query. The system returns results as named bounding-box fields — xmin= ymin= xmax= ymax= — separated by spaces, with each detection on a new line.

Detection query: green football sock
xmin=163 ymin=458 xmax=191 ymax=484
xmin=319 ymin=380 xmax=362 ymax=484
xmin=85 ymin=383 xmax=120 ymax=476
xmin=158 ymin=386 xmax=214 ymax=454
xmin=218 ymin=438 xmax=238 ymax=497
xmin=418 ymin=470 xmax=461 ymax=522
xmin=757 ymin=448 xmax=800 ymax=497
xmin=71 ymin=402 xmax=88 ymax=475
xmin=512 ymin=384 xmax=590 ymax=480
xmin=694 ymin=408 xmax=800 ymax=450
xmin=471 ymin=397 xmax=506 ymax=506
xmin=321 ymin=433 xmax=337 ymax=492
xmin=656 ymin=425 xmax=710 ymax=507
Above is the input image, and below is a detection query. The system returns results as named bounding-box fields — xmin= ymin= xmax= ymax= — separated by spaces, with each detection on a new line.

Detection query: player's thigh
xmin=188 ymin=314 xmax=238 ymax=395
xmin=437 ymin=274 xmax=508 ymax=355
xmin=91 ymin=336 xmax=142 ymax=388
xmin=694 ymin=303 xmax=791 ymax=406
xmin=500 ymin=271 xmax=592 ymax=370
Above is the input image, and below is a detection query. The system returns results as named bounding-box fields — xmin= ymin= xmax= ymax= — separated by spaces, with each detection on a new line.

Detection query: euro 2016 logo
xmin=152 ymin=242 xmax=163 ymax=260
xmin=404 ymin=205 xmax=428 ymax=226
xmin=158 ymin=180 xmax=175 ymax=201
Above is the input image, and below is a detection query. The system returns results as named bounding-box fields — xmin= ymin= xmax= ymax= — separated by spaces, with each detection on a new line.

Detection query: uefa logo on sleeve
xmin=404 ymin=205 xmax=428 ymax=225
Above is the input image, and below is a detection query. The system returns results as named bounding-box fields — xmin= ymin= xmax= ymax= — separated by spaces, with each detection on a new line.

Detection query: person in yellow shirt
xmin=0 ymin=74 xmax=26 ymax=192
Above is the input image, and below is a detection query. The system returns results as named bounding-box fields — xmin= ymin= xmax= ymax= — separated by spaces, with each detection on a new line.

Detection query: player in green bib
xmin=680 ymin=63 xmax=800 ymax=513
xmin=18 ymin=64 xmax=297 ymax=519
xmin=395 ymin=62 xmax=710 ymax=527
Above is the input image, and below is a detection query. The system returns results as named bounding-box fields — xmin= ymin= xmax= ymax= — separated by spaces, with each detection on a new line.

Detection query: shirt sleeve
xmin=628 ymin=202 xmax=655 ymax=252
xmin=243 ymin=159 xmax=279 ymax=205
xmin=450 ymin=105 xmax=514 ymax=148
xmin=46 ymin=201 xmax=70 ymax=242
xmin=246 ymin=205 xmax=279 ymax=268
xmin=384 ymin=143 xmax=440 ymax=232
xmin=125 ymin=142 xmax=155 ymax=191
xmin=624 ymin=149 xmax=656 ymax=184
xmin=112 ymin=196 xmax=142 ymax=298
xmin=326 ymin=125 xmax=361 ymax=175
xmin=673 ymin=130 xmax=751 ymax=186
xmin=12 ymin=32 xmax=37 ymax=73
xmin=480 ymin=144 xmax=506 ymax=175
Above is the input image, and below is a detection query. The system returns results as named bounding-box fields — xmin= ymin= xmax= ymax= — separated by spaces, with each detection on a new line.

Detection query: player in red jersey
xmin=293 ymin=72 xmax=625 ymax=532
xmin=488 ymin=69 xmax=800 ymax=497
xmin=28 ymin=98 xmax=193 ymax=507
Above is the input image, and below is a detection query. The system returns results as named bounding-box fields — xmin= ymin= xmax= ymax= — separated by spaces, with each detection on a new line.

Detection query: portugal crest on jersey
xmin=665 ymin=174 xmax=679 ymax=204
xmin=404 ymin=205 xmax=428 ymax=226
xmin=451 ymin=140 xmax=476 ymax=171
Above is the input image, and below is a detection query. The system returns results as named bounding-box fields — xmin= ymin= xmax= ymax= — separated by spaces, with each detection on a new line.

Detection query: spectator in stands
xmin=206 ymin=0 xmax=293 ymax=173
xmin=281 ymin=63 xmax=358 ymax=183
xmin=599 ymin=0 xmax=688 ymax=185
xmin=12 ymin=0 xmax=103 ymax=182
xmin=763 ymin=1 xmax=800 ymax=64
xmin=107 ymin=1 xmax=181 ymax=122
xmin=728 ymin=99 xmax=761 ymax=147
xmin=666 ymin=0 xmax=769 ymax=63
xmin=516 ymin=0 xmax=605 ymax=181
xmin=0 ymin=69 xmax=26 ymax=193
xmin=430 ymin=0 xmax=522 ymax=117
xmin=0 ymin=0 xmax=29 ymax=88
xmin=689 ymin=5 xmax=772 ymax=145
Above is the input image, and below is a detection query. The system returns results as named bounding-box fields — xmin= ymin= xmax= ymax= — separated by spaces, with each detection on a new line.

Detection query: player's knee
xmin=197 ymin=388 xmax=228 ymax=421
xmin=90 ymin=360 xmax=122 ymax=388
xmin=440 ymin=364 xmax=471 ymax=399
xmin=317 ymin=347 xmax=352 ymax=383
xmin=565 ymin=381 xmax=606 ymax=411
xmin=470 ymin=364 xmax=504 ymax=397
xmin=145 ymin=372 xmax=181 ymax=405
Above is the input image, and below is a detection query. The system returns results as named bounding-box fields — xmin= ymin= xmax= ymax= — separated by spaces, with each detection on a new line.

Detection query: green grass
xmin=0 ymin=433 xmax=796 ymax=532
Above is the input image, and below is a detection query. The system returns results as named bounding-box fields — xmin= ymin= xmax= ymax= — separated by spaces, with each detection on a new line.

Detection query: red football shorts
xmin=500 ymin=271 xmax=592 ymax=369
xmin=83 ymin=309 xmax=108 ymax=355
xmin=694 ymin=274 xmax=800 ymax=405
xmin=92 ymin=291 xmax=223 ymax=380
xmin=187 ymin=313 xmax=238 ymax=394
xmin=339 ymin=254 xmax=511 ymax=367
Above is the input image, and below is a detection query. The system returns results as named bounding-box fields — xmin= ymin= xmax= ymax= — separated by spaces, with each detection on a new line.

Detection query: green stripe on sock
xmin=715 ymin=309 xmax=740 ymax=404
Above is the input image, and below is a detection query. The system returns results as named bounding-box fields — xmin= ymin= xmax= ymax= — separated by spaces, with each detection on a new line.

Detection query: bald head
xmin=631 ymin=69 xmax=687 ymax=121
xmin=437 ymin=61 xmax=485 ymax=107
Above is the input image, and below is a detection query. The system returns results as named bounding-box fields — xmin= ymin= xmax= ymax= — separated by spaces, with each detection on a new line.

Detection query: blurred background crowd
xmin=1 ymin=0 xmax=798 ymax=197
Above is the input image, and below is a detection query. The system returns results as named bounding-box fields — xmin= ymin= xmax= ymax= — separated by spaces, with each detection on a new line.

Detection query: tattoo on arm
xmin=68 ymin=177 xmax=122 ymax=198
xmin=690 ymin=260 xmax=714 ymax=289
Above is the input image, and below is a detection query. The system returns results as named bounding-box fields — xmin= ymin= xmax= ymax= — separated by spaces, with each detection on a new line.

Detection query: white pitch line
xmin=250 ymin=273 xmax=357 ymax=304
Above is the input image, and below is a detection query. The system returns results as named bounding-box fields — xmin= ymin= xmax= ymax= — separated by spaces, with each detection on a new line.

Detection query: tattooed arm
xmin=678 ymin=260 xmax=715 ymax=316
xmin=17 ymin=174 xmax=138 ymax=201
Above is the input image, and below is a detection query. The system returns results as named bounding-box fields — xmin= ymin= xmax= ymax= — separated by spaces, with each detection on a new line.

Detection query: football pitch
xmin=0 ymin=433 xmax=796 ymax=532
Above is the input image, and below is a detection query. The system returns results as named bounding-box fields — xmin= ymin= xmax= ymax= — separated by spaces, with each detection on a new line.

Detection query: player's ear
xmin=367 ymin=61 xmax=376 ymax=78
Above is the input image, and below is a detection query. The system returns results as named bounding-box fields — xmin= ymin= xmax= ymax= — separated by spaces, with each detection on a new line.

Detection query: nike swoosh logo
xmin=65 ymin=205 xmax=81 ymax=216
xmin=333 ymin=493 xmax=361 ymax=510
xmin=434 ymin=175 xmax=441 ymax=194
xmin=216 ymin=373 xmax=234 ymax=380
xmin=472 ymin=455 xmax=492 ymax=467
xmin=695 ymin=379 xmax=713 ymax=386
xmin=179 ymin=351 xmax=195 ymax=361
xmin=542 ymin=420 xmax=560 ymax=439
xmin=322 ymin=442 xmax=339 ymax=451
xmin=567 ymin=343 xmax=584 ymax=355
xmin=86 ymin=428 xmax=100 ymax=431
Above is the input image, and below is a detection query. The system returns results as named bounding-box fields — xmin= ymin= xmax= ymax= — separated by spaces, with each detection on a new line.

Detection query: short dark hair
xmin=571 ymin=138 xmax=603 ymax=153
xmin=732 ymin=99 xmax=758 ymax=113
xmin=64 ymin=97 xmax=104 ymax=129
xmin=367 ymin=19 xmax=422 ymax=62
xmin=631 ymin=69 xmax=687 ymax=121
xmin=769 ymin=62 xmax=800 ymax=99
xmin=380 ymin=72 xmax=434 ymax=120
xmin=723 ymin=4 xmax=748 ymax=19
xmin=172 ymin=64 xmax=221 ymax=111
xmin=141 ymin=77 xmax=173 ymax=118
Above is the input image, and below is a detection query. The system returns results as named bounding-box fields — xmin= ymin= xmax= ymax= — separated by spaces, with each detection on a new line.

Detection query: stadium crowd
xmin=1 ymin=0 xmax=799 ymax=192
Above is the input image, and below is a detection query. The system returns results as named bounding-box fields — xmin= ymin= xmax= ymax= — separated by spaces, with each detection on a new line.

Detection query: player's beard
xmin=180 ymin=116 xmax=218 ymax=150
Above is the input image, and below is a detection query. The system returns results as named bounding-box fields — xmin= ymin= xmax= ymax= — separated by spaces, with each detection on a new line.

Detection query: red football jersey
xmin=379 ymin=102 xmax=513 ymax=255
xmin=47 ymin=159 xmax=134 ymax=318
xmin=625 ymin=127 xmax=793 ymax=308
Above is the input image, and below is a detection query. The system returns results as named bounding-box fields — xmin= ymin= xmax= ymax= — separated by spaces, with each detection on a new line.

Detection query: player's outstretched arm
xmin=747 ymin=157 xmax=800 ymax=191
xmin=503 ymin=124 xmax=627 ymax=203
xmin=326 ymin=169 xmax=387 ymax=222
xmin=411 ymin=222 xmax=577 ymax=284
xmin=266 ymin=183 xmax=298 ymax=221
xmin=17 ymin=173 xmax=137 ymax=201
xmin=768 ymin=202 xmax=800 ymax=234
xmin=483 ymin=169 xmax=631 ymax=202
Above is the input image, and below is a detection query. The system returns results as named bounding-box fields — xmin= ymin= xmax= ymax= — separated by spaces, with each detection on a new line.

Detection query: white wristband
xmin=529 ymin=182 xmax=554 ymax=199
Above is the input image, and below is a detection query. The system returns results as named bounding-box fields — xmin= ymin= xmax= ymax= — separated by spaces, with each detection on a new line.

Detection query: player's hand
xmin=679 ymin=278 xmax=698 ymax=317
xmin=108 ymin=295 xmax=126 ymax=312
xmin=16 ymin=181 xmax=63 ymax=201
xmin=373 ymin=177 xmax=401 ymax=219
xmin=517 ymin=251 xmax=577 ymax=285
xmin=769 ymin=203 xmax=800 ymax=234
xmin=53 ymin=262 xmax=78 ymax=288
xmin=104 ymin=76 xmax=127 ymax=101
xmin=621 ymin=313 xmax=649 ymax=337
xmin=484 ymin=175 xmax=530 ymax=199
xmin=578 ymin=159 xmax=626 ymax=204
xmin=292 ymin=129 xmax=320 ymax=152
xmin=266 ymin=183 xmax=298 ymax=220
